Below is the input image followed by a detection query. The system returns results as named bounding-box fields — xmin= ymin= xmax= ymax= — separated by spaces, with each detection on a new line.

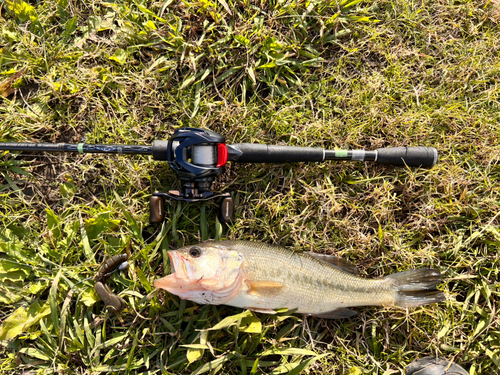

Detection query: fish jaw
xmin=153 ymin=249 xmax=247 ymax=305
xmin=153 ymin=251 xmax=203 ymax=299
xmin=153 ymin=273 xmax=205 ymax=300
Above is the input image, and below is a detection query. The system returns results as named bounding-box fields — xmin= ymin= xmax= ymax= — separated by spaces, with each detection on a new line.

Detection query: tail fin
xmin=386 ymin=268 xmax=445 ymax=308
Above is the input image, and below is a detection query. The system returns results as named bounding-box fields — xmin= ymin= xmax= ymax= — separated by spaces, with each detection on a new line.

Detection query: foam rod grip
xmin=376 ymin=147 xmax=438 ymax=168
xmin=233 ymin=143 xmax=324 ymax=163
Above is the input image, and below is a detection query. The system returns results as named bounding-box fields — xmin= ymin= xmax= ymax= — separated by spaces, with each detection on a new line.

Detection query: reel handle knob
xmin=150 ymin=195 xmax=165 ymax=223
xmin=218 ymin=196 xmax=235 ymax=224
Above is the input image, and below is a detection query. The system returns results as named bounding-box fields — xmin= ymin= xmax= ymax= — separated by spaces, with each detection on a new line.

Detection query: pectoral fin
xmin=310 ymin=308 xmax=357 ymax=319
xmin=247 ymin=280 xmax=286 ymax=297
xmin=308 ymin=252 xmax=360 ymax=275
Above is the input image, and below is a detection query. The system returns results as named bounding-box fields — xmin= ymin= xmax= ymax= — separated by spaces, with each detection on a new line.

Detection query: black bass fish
xmin=154 ymin=241 xmax=445 ymax=319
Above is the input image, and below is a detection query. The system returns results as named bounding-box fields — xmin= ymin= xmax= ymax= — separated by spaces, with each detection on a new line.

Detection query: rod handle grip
xmin=230 ymin=143 xmax=324 ymax=163
xmin=376 ymin=147 xmax=438 ymax=168
xmin=152 ymin=140 xmax=170 ymax=161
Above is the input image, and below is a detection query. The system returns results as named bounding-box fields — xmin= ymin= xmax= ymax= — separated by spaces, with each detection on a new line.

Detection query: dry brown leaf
xmin=0 ymin=68 xmax=25 ymax=98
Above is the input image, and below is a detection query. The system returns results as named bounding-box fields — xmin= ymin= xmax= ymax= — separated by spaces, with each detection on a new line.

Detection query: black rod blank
xmin=0 ymin=142 xmax=152 ymax=155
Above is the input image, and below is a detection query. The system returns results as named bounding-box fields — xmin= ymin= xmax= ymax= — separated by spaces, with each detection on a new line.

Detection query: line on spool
xmin=192 ymin=144 xmax=217 ymax=166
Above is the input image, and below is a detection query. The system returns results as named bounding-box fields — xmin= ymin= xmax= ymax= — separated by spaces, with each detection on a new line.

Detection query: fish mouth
xmin=153 ymin=251 xmax=202 ymax=294
xmin=167 ymin=251 xmax=182 ymax=275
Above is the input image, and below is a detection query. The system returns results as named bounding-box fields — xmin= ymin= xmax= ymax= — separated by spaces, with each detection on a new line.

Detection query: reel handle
xmin=149 ymin=193 xmax=235 ymax=224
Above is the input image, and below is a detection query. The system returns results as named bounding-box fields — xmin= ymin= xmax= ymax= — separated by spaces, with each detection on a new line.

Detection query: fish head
xmin=153 ymin=242 xmax=245 ymax=305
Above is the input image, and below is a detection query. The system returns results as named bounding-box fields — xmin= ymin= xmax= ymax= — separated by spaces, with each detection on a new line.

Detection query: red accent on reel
xmin=217 ymin=144 xmax=228 ymax=167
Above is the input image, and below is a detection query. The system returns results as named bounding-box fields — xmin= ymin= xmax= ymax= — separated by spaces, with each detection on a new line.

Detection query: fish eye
xmin=189 ymin=247 xmax=202 ymax=258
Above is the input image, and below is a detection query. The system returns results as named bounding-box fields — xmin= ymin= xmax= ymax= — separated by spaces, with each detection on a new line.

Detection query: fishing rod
xmin=0 ymin=127 xmax=438 ymax=223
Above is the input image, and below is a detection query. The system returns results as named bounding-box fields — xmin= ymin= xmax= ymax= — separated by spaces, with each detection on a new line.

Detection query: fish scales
xmin=154 ymin=240 xmax=445 ymax=319
xmin=228 ymin=241 xmax=395 ymax=313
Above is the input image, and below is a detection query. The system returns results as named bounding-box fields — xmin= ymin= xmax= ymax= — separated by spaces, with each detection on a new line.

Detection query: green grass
xmin=0 ymin=0 xmax=499 ymax=374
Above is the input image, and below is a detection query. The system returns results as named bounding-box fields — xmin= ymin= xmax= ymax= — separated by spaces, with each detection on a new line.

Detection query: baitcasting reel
xmin=0 ymin=127 xmax=438 ymax=223
xmin=147 ymin=128 xmax=235 ymax=223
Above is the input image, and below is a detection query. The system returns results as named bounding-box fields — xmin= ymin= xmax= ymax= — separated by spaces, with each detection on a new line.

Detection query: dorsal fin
xmin=246 ymin=280 xmax=286 ymax=297
xmin=307 ymin=252 xmax=360 ymax=275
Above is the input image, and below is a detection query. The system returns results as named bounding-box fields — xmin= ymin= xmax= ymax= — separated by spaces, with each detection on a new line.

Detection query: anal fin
xmin=310 ymin=307 xmax=357 ymax=319
xmin=308 ymin=252 xmax=360 ymax=275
